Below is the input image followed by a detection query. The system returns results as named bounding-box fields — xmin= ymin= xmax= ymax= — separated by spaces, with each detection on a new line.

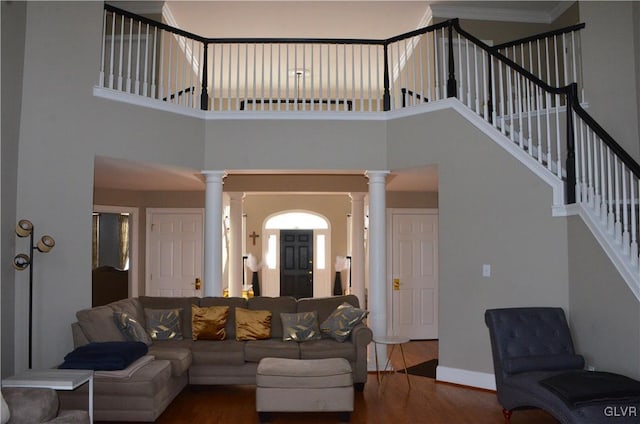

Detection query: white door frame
xmin=145 ymin=208 xmax=204 ymax=296
xmin=93 ymin=204 xmax=140 ymax=298
xmin=386 ymin=207 xmax=439 ymax=336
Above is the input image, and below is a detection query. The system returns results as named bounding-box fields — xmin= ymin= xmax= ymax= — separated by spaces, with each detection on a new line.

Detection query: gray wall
xmin=387 ymin=109 xmax=570 ymax=373
xmin=6 ymin=1 xmax=640 ymax=383
xmin=568 ymin=216 xmax=640 ymax=378
xmin=1 ymin=0 xmax=27 ymax=378
xmin=580 ymin=2 xmax=640 ymax=160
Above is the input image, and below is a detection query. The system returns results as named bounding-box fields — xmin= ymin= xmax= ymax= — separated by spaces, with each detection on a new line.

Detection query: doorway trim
xmin=93 ymin=205 xmax=140 ymax=298
xmin=386 ymin=207 xmax=439 ymax=337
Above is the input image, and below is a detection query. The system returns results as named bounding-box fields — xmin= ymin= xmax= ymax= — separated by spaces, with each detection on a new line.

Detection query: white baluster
xmin=269 ymin=44 xmax=273 ymax=111
xmin=118 ymin=15 xmax=124 ymax=91
xmin=343 ymin=43 xmax=348 ymax=111
xmin=209 ymin=44 xmax=215 ymax=109
xmin=517 ymin=74 xmax=524 ymax=148
xmin=482 ymin=51 xmax=488 ymax=121
xmin=506 ymin=66 xmax=514 ymax=142
xmin=335 ymin=43 xmax=339 ymax=111
xmin=457 ymin=34 xmax=463 ymax=104
xmin=623 ymin=167 xmax=630 ymax=254
xmin=235 ymin=43 xmax=241 ymax=111
xmin=607 ymin=148 xmax=615 ymax=232
xmin=465 ymin=38 xmax=471 ymax=108
xmin=319 ymin=44 xmax=324 ymax=111
xmin=99 ymin=10 xmax=107 ymax=88
xmin=126 ymin=17 xmax=133 ymax=93
xmin=143 ymin=24 xmax=149 ymax=97
xmin=586 ymin=125 xmax=595 ymax=207
xmin=135 ymin=20 xmax=141 ymax=95
xmin=167 ymin=33 xmax=173 ymax=102
xmin=260 ymin=43 xmax=265 ymax=111
xmin=499 ymin=62 xmax=505 ymax=135
xmin=600 ymin=142 xmax=608 ymax=223
xmin=441 ymin=28 xmax=446 ymax=100
xmin=244 ymin=44 xmax=249 ymax=110
xmin=252 ymin=44 xmax=257 ymax=111
xmin=632 ymin=176 xmax=639 ymax=266
xmin=427 ymin=32 xmax=433 ymax=103
xmin=474 ymin=43 xmax=480 ymax=114
xmin=227 ymin=42 xmax=232 ymax=110
xmin=615 ymin=157 xmax=622 ymax=243
xmin=434 ymin=31 xmax=439 ymax=101
xmin=490 ymin=56 xmax=497 ymax=127
xmin=151 ymin=27 xmax=157 ymax=99
xmin=593 ymin=130 xmax=601 ymax=216
xmin=419 ymin=36 xmax=425 ymax=107
xmin=579 ymin=119 xmax=587 ymax=203
xmin=367 ymin=45 xmax=372 ymax=111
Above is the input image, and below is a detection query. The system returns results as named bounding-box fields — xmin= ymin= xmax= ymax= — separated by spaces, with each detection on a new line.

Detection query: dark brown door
xmin=280 ymin=230 xmax=313 ymax=299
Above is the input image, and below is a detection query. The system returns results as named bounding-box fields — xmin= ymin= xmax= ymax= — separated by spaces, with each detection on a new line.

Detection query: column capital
xmin=227 ymin=191 xmax=245 ymax=200
xmin=202 ymin=170 xmax=227 ymax=183
xmin=364 ymin=170 xmax=390 ymax=183
xmin=349 ymin=192 xmax=366 ymax=201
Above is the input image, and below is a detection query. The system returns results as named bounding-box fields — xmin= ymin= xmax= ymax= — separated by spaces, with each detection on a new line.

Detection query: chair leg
xmin=502 ymin=408 xmax=512 ymax=423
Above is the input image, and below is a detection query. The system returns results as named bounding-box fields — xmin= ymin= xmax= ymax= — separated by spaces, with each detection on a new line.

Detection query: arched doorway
xmin=261 ymin=210 xmax=331 ymax=298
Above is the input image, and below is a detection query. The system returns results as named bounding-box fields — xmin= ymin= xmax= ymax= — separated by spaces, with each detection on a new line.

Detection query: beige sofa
xmin=58 ymin=295 xmax=372 ymax=422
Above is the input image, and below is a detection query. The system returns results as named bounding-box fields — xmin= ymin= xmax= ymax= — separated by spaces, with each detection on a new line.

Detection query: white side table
xmin=2 ymin=369 xmax=94 ymax=423
xmin=373 ymin=336 xmax=411 ymax=390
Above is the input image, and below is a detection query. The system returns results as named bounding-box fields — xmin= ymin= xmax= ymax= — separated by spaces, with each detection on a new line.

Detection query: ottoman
xmin=256 ymin=357 xmax=354 ymax=422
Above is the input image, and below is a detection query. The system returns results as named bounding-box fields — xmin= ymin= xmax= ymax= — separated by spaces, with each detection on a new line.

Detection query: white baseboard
xmin=436 ymin=366 xmax=496 ymax=391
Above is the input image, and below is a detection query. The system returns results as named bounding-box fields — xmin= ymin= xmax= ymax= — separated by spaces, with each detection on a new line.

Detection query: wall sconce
xmin=13 ymin=219 xmax=55 ymax=369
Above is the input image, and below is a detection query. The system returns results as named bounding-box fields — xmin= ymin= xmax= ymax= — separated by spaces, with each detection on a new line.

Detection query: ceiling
xmin=97 ymin=1 xmax=568 ymax=193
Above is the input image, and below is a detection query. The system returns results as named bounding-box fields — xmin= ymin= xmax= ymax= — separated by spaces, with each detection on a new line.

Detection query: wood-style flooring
xmin=101 ymin=341 xmax=559 ymax=424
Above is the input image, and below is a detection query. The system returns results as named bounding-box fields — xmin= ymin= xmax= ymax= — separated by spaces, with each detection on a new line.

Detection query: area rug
xmin=404 ymin=359 xmax=438 ymax=379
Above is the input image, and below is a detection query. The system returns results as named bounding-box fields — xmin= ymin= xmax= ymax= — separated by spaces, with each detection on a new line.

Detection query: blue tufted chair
xmin=485 ymin=307 xmax=640 ymax=424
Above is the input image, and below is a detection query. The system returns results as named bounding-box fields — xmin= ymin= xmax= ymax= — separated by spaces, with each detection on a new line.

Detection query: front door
xmin=146 ymin=209 xmax=203 ymax=297
xmin=280 ymin=230 xmax=313 ymax=299
xmin=391 ymin=210 xmax=439 ymax=339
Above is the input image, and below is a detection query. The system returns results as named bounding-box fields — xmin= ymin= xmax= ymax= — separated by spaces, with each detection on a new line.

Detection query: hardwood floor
xmin=103 ymin=341 xmax=559 ymax=423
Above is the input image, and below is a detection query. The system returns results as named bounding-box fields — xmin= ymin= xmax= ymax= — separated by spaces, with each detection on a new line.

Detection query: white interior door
xmin=146 ymin=209 xmax=203 ymax=297
xmin=390 ymin=209 xmax=439 ymax=339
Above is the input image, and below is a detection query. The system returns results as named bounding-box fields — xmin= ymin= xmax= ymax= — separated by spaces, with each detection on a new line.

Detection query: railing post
xmin=487 ymin=54 xmax=493 ymax=124
xmin=200 ymin=41 xmax=209 ymax=111
xmin=565 ymin=83 xmax=578 ymax=204
xmin=447 ymin=23 xmax=457 ymax=98
xmin=383 ymin=44 xmax=391 ymax=111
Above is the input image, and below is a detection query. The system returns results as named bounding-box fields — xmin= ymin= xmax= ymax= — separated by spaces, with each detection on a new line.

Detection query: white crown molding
xmin=430 ymin=2 xmax=575 ymax=25
xmin=109 ymin=1 xmax=164 ymax=16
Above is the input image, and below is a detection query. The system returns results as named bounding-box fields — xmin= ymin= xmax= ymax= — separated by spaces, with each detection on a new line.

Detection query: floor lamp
xmin=13 ymin=219 xmax=55 ymax=369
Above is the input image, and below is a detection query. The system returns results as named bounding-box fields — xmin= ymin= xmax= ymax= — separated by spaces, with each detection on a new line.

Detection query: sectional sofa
xmin=58 ymin=295 xmax=372 ymax=422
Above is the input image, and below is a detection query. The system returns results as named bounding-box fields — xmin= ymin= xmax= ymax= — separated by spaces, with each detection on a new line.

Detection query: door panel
xmin=392 ymin=211 xmax=438 ymax=339
xmin=280 ymin=230 xmax=313 ymax=299
xmin=147 ymin=210 xmax=203 ymax=297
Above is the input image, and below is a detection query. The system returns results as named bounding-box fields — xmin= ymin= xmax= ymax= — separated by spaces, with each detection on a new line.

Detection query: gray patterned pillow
xmin=113 ymin=311 xmax=152 ymax=345
xmin=320 ymin=302 xmax=368 ymax=342
xmin=281 ymin=311 xmax=322 ymax=342
xmin=144 ymin=308 xmax=183 ymax=340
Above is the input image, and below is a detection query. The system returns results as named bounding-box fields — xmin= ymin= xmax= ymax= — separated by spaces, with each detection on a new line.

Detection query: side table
xmin=2 ymin=369 xmax=94 ymax=423
xmin=373 ymin=336 xmax=411 ymax=390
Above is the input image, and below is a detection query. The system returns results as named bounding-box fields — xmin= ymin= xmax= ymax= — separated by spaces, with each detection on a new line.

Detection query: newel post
xmin=200 ymin=41 xmax=209 ymax=110
xmin=565 ymin=83 xmax=578 ymax=204
xmin=446 ymin=23 xmax=457 ymax=98
xmin=383 ymin=44 xmax=391 ymax=111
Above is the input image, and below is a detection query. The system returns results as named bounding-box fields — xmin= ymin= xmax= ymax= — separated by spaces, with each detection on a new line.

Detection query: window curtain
xmin=119 ymin=214 xmax=130 ymax=270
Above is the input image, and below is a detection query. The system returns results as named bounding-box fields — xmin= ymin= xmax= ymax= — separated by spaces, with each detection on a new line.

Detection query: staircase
xmin=96 ymin=5 xmax=640 ymax=301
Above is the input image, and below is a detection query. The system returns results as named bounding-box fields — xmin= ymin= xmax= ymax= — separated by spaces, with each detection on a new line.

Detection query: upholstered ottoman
xmin=256 ymin=357 xmax=354 ymax=422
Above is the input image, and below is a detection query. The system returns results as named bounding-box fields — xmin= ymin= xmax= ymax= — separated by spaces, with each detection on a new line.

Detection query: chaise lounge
xmin=485 ymin=307 xmax=640 ymax=424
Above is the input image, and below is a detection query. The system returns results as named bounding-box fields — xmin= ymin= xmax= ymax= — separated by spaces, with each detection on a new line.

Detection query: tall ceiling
xmin=98 ymin=1 xmax=571 ymax=192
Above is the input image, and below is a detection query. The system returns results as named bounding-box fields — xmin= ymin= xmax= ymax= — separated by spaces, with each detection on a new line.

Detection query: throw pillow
xmin=144 ymin=308 xmax=183 ymax=340
xmin=113 ymin=311 xmax=152 ymax=346
xmin=192 ymin=304 xmax=229 ymax=341
xmin=0 ymin=390 xmax=9 ymax=424
xmin=281 ymin=311 xmax=322 ymax=342
xmin=235 ymin=307 xmax=272 ymax=341
xmin=320 ymin=302 xmax=369 ymax=342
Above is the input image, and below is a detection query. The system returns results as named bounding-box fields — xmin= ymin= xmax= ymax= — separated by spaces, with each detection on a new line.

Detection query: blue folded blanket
xmin=59 ymin=341 xmax=148 ymax=371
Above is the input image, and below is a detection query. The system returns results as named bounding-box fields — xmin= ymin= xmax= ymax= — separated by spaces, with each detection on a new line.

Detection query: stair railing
xmin=494 ymin=23 xmax=586 ymax=101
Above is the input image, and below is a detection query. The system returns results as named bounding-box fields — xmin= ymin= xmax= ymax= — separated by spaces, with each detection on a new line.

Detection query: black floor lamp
xmin=13 ymin=219 xmax=55 ymax=369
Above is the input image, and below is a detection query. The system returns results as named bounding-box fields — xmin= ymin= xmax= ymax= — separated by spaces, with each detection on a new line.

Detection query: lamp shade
xmin=37 ymin=235 xmax=55 ymax=253
xmin=13 ymin=253 xmax=31 ymax=270
xmin=16 ymin=219 xmax=33 ymax=237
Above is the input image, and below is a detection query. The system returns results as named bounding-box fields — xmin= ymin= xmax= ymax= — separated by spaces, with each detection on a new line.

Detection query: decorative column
xmin=365 ymin=171 xmax=389 ymax=365
xmin=203 ymin=171 xmax=226 ymax=296
xmin=228 ymin=192 xmax=244 ymax=297
xmin=349 ymin=193 xmax=366 ymax=308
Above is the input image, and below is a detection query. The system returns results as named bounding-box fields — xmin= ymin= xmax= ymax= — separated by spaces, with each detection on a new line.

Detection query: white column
xmin=349 ymin=192 xmax=366 ymax=308
xmin=365 ymin=170 xmax=389 ymax=365
xmin=228 ymin=192 xmax=244 ymax=297
xmin=203 ymin=171 xmax=226 ymax=296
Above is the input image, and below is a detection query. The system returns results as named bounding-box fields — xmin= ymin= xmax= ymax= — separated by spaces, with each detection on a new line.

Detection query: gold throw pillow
xmin=235 ymin=307 xmax=272 ymax=341
xmin=192 ymin=305 xmax=229 ymax=341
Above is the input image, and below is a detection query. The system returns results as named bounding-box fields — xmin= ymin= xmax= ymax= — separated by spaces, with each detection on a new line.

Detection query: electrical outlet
xmin=482 ymin=264 xmax=491 ymax=277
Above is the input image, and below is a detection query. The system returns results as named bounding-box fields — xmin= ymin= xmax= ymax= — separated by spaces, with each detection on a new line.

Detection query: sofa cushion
xmin=320 ymin=302 xmax=368 ymax=342
xmin=113 ymin=312 xmax=153 ymax=345
xmin=281 ymin=311 xmax=322 ymax=342
xmin=144 ymin=308 xmax=183 ymax=341
xmin=248 ymin=296 xmax=297 ymax=339
xmin=297 ymin=295 xmax=360 ymax=323
xmin=139 ymin=296 xmax=198 ymax=340
xmin=76 ymin=305 xmax=127 ymax=343
xmin=298 ymin=338 xmax=357 ymax=362
xmin=191 ymin=305 xmax=229 ymax=341
xmin=59 ymin=341 xmax=148 ymax=371
xmin=90 ymin=359 xmax=172 ymax=397
xmin=146 ymin=346 xmax=192 ymax=377
xmin=235 ymin=308 xmax=272 ymax=341
xmin=190 ymin=340 xmax=246 ymax=366
xmin=200 ymin=297 xmax=247 ymax=340
xmin=244 ymin=339 xmax=300 ymax=362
